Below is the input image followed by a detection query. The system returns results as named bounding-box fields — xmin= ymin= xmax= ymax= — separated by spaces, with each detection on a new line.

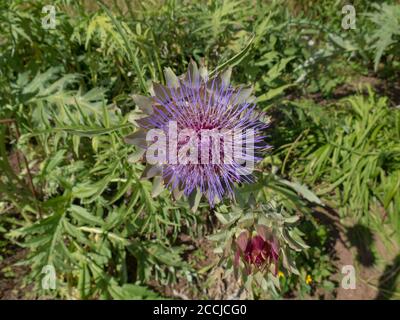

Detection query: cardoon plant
xmin=126 ymin=60 xmax=269 ymax=207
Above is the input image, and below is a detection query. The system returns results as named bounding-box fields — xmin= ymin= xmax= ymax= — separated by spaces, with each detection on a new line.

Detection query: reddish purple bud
xmin=234 ymin=227 xmax=279 ymax=275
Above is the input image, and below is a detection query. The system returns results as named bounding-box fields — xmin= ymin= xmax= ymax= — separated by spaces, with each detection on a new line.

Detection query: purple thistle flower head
xmin=126 ymin=60 xmax=270 ymax=207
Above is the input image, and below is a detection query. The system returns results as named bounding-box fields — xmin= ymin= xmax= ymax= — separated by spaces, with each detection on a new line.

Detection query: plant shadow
xmin=376 ymin=255 xmax=400 ymax=300
xmin=346 ymin=224 xmax=375 ymax=267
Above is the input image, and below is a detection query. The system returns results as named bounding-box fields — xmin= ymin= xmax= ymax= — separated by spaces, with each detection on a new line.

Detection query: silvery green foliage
xmin=366 ymin=3 xmax=400 ymax=71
